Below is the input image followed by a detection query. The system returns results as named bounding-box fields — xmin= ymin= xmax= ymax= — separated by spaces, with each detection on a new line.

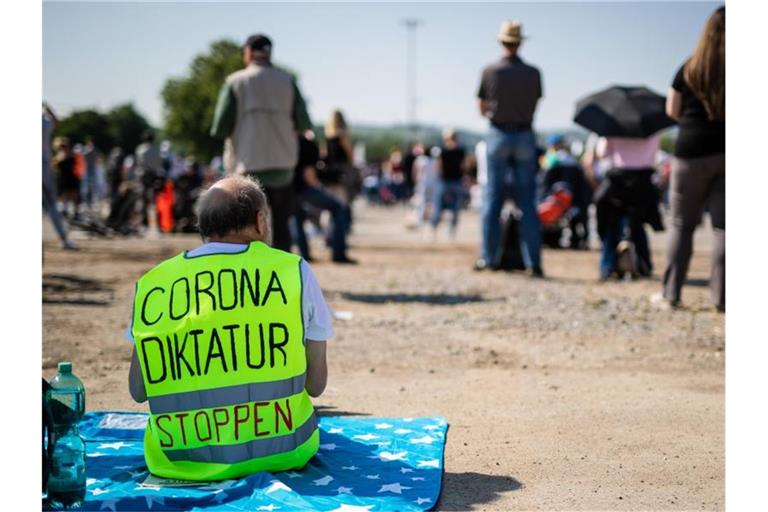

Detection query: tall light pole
xmin=401 ymin=18 xmax=422 ymax=143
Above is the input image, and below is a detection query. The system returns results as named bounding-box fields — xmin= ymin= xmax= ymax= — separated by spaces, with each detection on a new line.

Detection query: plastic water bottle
xmin=46 ymin=362 xmax=86 ymax=509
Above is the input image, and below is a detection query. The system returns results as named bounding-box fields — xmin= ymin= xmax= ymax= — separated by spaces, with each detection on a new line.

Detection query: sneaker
xmin=62 ymin=240 xmax=80 ymax=251
xmin=650 ymin=292 xmax=679 ymax=310
xmin=473 ymin=258 xmax=492 ymax=272
xmin=528 ymin=266 xmax=545 ymax=278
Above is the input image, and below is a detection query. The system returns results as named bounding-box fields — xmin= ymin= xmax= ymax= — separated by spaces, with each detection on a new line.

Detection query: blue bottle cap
xmin=58 ymin=361 xmax=72 ymax=373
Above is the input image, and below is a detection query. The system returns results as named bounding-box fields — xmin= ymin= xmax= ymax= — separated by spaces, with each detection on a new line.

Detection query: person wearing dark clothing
xmin=402 ymin=146 xmax=417 ymax=198
xmin=293 ymin=135 xmax=356 ymax=264
xmin=661 ymin=6 xmax=725 ymax=311
xmin=593 ymin=136 xmax=663 ymax=279
xmin=430 ymin=130 xmax=466 ymax=238
xmin=321 ymin=110 xmax=361 ymax=214
xmin=107 ymin=147 xmax=125 ymax=205
xmin=476 ymin=20 xmax=544 ymax=277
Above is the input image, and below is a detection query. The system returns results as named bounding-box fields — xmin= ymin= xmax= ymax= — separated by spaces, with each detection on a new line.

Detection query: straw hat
xmin=497 ymin=20 xmax=526 ymax=44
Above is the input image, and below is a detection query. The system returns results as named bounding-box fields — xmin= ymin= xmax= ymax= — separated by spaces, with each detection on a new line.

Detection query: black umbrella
xmin=573 ymin=85 xmax=676 ymax=138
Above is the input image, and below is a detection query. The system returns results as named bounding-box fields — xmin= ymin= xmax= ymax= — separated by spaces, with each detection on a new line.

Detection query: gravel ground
xmin=42 ymin=203 xmax=724 ymax=510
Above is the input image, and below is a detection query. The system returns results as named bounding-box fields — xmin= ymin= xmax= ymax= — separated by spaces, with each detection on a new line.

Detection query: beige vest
xmin=224 ymin=63 xmax=298 ymax=174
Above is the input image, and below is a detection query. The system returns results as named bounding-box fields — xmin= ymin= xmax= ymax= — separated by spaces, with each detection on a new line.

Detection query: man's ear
xmin=256 ymin=210 xmax=267 ymax=236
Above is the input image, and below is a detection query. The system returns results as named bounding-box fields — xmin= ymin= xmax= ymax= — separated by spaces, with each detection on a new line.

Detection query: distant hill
xmin=340 ymin=122 xmax=675 ymax=161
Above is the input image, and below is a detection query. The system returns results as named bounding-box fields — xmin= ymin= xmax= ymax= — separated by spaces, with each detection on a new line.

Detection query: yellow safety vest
xmin=132 ymin=241 xmax=318 ymax=481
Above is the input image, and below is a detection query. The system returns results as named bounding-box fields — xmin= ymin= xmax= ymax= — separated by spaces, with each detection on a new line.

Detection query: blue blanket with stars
xmin=62 ymin=412 xmax=447 ymax=511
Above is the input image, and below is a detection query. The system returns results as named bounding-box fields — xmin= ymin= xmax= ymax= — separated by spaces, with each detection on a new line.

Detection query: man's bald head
xmin=195 ymin=176 xmax=271 ymax=243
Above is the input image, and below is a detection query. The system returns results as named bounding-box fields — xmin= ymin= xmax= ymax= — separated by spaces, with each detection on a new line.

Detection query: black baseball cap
xmin=244 ymin=34 xmax=272 ymax=52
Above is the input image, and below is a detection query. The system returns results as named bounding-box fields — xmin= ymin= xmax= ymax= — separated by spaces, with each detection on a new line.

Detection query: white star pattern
xmin=328 ymin=505 xmax=374 ymax=512
xmin=144 ymin=495 xmax=165 ymax=509
xmin=313 ymin=475 xmax=334 ymax=486
xmin=99 ymin=500 xmax=118 ymax=512
xmin=79 ymin=415 xmax=446 ymax=510
xmin=378 ymin=482 xmax=412 ymax=494
xmin=373 ymin=451 xmax=408 ymax=462
xmin=265 ymin=480 xmax=292 ymax=494
xmin=97 ymin=441 xmax=131 ymax=450
xmin=353 ymin=433 xmax=379 ymax=441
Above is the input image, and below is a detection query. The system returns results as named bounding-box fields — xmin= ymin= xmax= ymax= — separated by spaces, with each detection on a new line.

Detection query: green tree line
xmin=53 ymin=103 xmax=152 ymax=154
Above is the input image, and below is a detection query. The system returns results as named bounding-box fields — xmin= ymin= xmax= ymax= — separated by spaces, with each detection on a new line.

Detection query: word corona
xmin=140 ymin=267 xmax=287 ymax=326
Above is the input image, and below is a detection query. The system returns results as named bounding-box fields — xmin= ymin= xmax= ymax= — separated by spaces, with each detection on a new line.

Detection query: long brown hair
xmin=684 ymin=6 xmax=725 ymax=121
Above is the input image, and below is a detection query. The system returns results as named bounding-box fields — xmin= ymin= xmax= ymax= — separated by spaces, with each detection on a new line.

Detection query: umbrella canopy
xmin=573 ymin=86 xmax=676 ymax=138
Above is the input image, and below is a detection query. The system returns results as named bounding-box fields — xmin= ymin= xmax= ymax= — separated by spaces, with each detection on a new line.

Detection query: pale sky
xmin=43 ymin=1 xmax=720 ymax=132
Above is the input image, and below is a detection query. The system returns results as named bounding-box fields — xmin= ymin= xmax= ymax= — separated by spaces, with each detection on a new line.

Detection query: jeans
xmin=430 ymin=179 xmax=463 ymax=230
xmin=599 ymin=216 xmax=651 ymax=278
xmin=481 ymin=127 xmax=541 ymax=268
xmin=43 ymin=156 xmax=69 ymax=243
xmin=293 ymin=186 xmax=351 ymax=260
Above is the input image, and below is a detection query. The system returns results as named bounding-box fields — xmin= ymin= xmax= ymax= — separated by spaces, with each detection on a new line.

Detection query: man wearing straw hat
xmin=475 ymin=21 xmax=544 ymax=277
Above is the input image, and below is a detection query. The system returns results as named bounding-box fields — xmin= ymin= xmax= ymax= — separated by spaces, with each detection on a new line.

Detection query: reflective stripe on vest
xmin=163 ymin=411 xmax=317 ymax=463
xmin=132 ymin=242 xmax=316 ymax=479
xmin=147 ymin=374 xmax=306 ymax=414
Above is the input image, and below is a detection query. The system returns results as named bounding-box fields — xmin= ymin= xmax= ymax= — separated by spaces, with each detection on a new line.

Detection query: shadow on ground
xmin=42 ymin=273 xmax=114 ymax=306
xmin=335 ymin=292 xmax=489 ymax=306
xmin=436 ymin=471 xmax=523 ymax=510
xmin=315 ymin=405 xmax=370 ymax=417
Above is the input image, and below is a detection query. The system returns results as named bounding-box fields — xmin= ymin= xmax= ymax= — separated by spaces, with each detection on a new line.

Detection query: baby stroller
xmin=540 ymin=163 xmax=592 ymax=249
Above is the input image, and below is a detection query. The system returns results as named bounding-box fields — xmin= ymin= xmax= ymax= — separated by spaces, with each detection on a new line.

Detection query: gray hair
xmin=195 ymin=176 xmax=269 ymax=239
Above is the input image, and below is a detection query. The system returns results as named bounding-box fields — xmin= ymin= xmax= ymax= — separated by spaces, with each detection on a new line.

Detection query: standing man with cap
xmin=211 ymin=34 xmax=314 ymax=252
xmin=476 ymin=21 xmax=544 ymax=276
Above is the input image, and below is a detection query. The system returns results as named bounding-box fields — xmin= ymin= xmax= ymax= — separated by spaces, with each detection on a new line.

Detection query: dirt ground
xmin=42 ymin=203 xmax=724 ymax=511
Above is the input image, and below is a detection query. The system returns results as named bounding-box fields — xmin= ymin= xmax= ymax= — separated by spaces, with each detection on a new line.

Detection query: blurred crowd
xmin=43 ymin=5 xmax=723 ymax=311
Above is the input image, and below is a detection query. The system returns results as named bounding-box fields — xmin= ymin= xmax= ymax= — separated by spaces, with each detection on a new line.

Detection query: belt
xmin=491 ymin=121 xmax=532 ymax=132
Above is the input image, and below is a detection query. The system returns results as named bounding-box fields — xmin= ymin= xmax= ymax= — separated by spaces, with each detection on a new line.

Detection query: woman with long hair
xmin=661 ymin=6 xmax=725 ymax=310
xmin=323 ymin=110 xmax=354 ymax=168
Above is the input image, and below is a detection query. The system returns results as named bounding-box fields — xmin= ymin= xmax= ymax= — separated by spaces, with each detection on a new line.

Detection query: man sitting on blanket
xmin=128 ymin=176 xmax=332 ymax=481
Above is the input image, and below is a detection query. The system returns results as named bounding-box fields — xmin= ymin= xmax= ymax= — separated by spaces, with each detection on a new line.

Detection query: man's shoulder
xmin=226 ymin=65 xmax=293 ymax=86
xmin=225 ymin=66 xmax=255 ymax=85
xmin=515 ymin=57 xmax=541 ymax=76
